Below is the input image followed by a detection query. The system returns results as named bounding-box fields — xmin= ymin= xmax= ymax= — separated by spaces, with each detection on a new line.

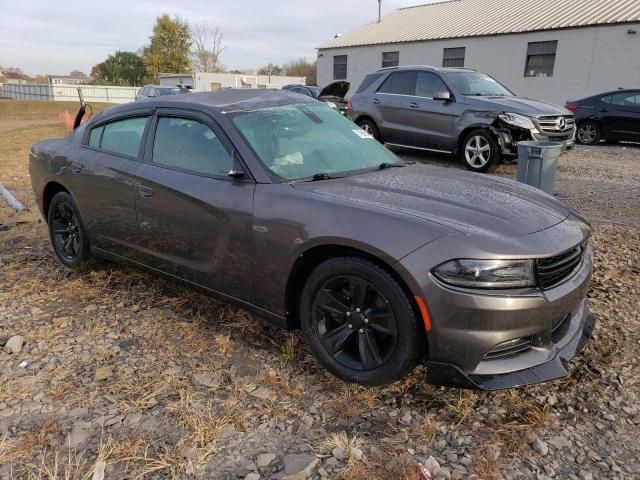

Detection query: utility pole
xmin=378 ymin=0 xmax=382 ymax=23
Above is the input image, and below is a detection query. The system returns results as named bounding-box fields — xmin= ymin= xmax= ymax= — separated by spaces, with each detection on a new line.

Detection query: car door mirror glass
xmin=434 ymin=91 xmax=452 ymax=102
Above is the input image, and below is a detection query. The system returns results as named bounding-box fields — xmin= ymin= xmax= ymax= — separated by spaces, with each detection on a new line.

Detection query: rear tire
xmin=47 ymin=192 xmax=91 ymax=269
xmin=460 ymin=129 xmax=499 ymax=173
xmin=356 ymin=118 xmax=382 ymax=142
xmin=299 ymin=257 xmax=426 ymax=386
xmin=576 ymin=121 xmax=601 ymax=145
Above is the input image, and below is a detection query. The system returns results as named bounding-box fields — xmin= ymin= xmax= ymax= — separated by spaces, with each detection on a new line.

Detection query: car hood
xmin=465 ymin=95 xmax=571 ymax=116
xmin=319 ymin=81 xmax=350 ymax=99
xmin=293 ymin=165 xmax=571 ymax=237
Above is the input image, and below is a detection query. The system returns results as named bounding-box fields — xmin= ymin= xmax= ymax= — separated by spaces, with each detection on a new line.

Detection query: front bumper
xmin=499 ymin=127 xmax=575 ymax=156
xmin=397 ymin=223 xmax=593 ymax=390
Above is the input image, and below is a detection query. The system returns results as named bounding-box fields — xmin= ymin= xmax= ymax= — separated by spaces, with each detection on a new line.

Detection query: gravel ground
xmin=1 ymin=112 xmax=639 ymax=480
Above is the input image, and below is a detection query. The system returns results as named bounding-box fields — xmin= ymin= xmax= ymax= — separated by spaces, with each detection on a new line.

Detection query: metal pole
xmin=378 ymin=0 xmax=382 ymax=22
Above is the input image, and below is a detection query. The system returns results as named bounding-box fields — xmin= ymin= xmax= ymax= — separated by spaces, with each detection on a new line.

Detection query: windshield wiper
xmin=305 ymin=173 xmax=343 ymax=182
xmin=378 ymin=162 xmax=406 ymax=170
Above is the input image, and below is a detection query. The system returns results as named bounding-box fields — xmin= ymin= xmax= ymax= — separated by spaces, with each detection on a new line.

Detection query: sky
xmin=0 ymin=0 xmax=432 ymax=76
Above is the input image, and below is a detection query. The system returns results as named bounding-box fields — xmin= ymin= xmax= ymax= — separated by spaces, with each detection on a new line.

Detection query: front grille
xmin=536 ymin=244 xmax=584 ymax=290
xmin=484 ymin=336 xmax=533 ymax=361
xmin=536 ymin=115 xmax=575 ymax=134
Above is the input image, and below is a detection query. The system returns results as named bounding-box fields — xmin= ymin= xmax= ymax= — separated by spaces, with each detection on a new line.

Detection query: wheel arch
xmin=456 ymin=124 xmax=502 ymax=156
xmin=284 ymin=244 xmax=427 ymax=338
xmin=42 ymin=181 xmax=70 ymax=220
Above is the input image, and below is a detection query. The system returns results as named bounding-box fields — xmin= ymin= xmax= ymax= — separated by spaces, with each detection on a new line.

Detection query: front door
xmin=132 ymin=109 xmax=256 ymax=302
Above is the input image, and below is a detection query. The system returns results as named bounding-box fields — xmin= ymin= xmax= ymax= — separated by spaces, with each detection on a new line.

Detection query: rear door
xmin=75 ymin=113 xmax=151 ymax=256
xmin=374 ymin=70 xmax=417 ymax=145
xmin=132 ymin=108 xmax=256 ymax=302
xmin=600 ymin=91 xmax=640 ymax=141
xmin=407 ymin=71 xmax=456 ymax=151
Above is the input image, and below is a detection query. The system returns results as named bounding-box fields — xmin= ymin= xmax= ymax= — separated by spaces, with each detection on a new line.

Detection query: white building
xmin=159 ymin=72 xmax=306 ymax=91
xmin=317 ymin=0 xmax=640 ymax=105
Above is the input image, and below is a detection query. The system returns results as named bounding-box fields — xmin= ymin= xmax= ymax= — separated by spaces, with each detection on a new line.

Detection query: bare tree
xmin=190 ymin=23 xmax=226 ymax=73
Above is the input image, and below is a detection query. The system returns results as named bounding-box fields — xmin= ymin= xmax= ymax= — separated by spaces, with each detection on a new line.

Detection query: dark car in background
xmin=283 ymin=81 xmax=350 ymax=114
xmin=136 ymin=85 xmax=189 ymax=101
xmin=348 ymin=66 xmax=575 ymax=172
xmin=29 ymin=89 xmax=593 ymax=389
xmin=566 ymin=89 xmax=640 ymax=145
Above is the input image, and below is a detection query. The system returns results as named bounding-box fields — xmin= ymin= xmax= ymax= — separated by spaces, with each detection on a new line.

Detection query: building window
xmin=443 ymin=47 xmax=465 ymax=68
xmin=382 ymin=51 xmax=400 ymax=68
xmin=525 ymin=41 xmax=558 ymax=77
xmin=333 ymin=55 xmax=348 ymax=80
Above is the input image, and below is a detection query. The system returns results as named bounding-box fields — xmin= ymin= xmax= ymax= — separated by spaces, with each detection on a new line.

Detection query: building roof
xmin=319 ymin=0 xmax=640 ymax=49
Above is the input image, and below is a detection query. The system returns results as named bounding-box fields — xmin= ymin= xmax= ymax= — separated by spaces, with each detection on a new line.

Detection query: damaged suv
xmin=348 ymin=66 xmax=575 ymax=172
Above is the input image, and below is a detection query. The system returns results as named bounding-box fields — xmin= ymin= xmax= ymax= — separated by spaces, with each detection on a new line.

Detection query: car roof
xmin=96 ymin=89 xmax=317 ymax=119
xmin=374 ymin=65 xmax=478 ymax=74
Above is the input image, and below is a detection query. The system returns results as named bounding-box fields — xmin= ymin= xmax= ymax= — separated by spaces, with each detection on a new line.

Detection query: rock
xmin=66 ymin=422 xmax=91 ymax=448
xmin=245 ymin=474 xmax=261 ymax=480
xmin=3 ymin=335 xmax=24 ymax=354
xmin=0 ymin=409 xmax=15 ymax=418
xmin=331 ymin=447 xmax=347 ymax=461
xmin=92 ymin=460 xmax=106 ymax=480
xmin=68 ymin=407 xmax=89 ymax=419
xmin=578 ymin=470 xmax=593 ymax=480
xmin=434 ymin=467 xmax=452 ymax=480
xmin=351 ymin=447 xmax=364 ymax=461
xmin=282 ymin=454 xmax=318 ymax=480
xmin=94 ymin=367 xmax=113 ymax=381
xmin=124 ymin=412 xmax=142 ymax=428
xmin=192 ymin=373 xmax=219 ymax=388
xmin=424 ymin=456 xmax=441 ymax=475
xmin=531 ymin=438 xmax=549 ymax=456
xmin=256 ymin=453 xmax=277 ymax=468
xmin=249 ymin=386 xmax=276 ymax=401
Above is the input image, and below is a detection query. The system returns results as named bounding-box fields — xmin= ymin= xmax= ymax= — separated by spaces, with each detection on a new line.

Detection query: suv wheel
xmin=357 ymin=119 xmax=381 ymax=142
xmin=461 ymin=129 xmax=499 ymax=173
xmin=300 ymin=257 xmax=426 ymax=386
xmin=47 ymin=192 xmax=91 ymax=269
xmin=576 ymin=121 xmax=601 ymax=145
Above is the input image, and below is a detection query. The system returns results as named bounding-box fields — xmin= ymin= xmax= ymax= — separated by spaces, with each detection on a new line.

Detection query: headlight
xmin=324 ymin=101 xmax=338 ymax=110
xmin=498 ymin=112 xmax=535 ymax=130
xmin=432 ymin=259 xmax=536 ymax=289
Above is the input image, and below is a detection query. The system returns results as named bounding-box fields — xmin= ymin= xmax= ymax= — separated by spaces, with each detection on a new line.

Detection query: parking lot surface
xmin=1 ymin=101 xmax=639 ymax=479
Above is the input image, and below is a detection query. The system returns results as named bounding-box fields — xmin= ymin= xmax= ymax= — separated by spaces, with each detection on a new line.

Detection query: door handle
xmin=599 ymin=108 xmax=608 ymax=113
xmin=137 ymin=184 xmax=154 ymax=199
xmin=70 ymin=162 xmax=83 ymax=174
xmin=372 ymin=98 xmax=381 ymax=104
xmin=409 ymin=102 xmax=419 ymax=108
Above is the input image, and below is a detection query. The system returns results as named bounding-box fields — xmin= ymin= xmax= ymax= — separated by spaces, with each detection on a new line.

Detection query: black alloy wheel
xmin=310 ymin=274 xmax=397 ymax=371
xmin=300 ymin=257 xmax=426 ymax=385
xmin=47 ymin=192 xmax=91 ymax=268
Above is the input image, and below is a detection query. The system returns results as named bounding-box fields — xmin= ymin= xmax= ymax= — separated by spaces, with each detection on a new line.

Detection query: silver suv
xmin=348 ymin=66 xmax=575 ymax=172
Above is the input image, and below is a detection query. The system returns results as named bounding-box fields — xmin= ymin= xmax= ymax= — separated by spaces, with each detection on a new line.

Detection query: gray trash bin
xmin=516 ymin=141 xmax=563 ymax=195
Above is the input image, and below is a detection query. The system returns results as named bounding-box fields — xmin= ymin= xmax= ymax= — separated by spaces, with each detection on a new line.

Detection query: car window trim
xmin=144 ymin=107 xmax=255 ymax=182
xmin=376 ymin=71 xmax=417 ymax=96
xmin=81 ymin=111 xmax=153 ymax=161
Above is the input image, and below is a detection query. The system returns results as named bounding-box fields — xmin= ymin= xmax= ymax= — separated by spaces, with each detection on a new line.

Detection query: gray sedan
xmin=29 ymin=89 xmax=594 ymax=389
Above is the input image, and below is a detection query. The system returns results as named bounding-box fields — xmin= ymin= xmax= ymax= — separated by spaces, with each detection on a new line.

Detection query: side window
xmin=610 ymin=92 xmax=640 ymax=106
xmin=88 ymin=125 xmax=103 ymax=147
xmin=100 ymin=117 xmax=148 ymax=157
xmin=356 ymin=74 xmax=383 ymax=93
xmin=415 ymin=72 xmax=449 ymax=98
xmin=152 ymin=117 xmax=233 ymax=176
xmin=600 ymin=95 xmax=612 ymax=104
xmin=377 ymin=71 xmax=416 ymax=95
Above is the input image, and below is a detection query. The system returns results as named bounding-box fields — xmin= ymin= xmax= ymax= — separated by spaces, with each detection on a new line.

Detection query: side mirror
xmin=227 ymin=169 xmax=247 ymax=179
xmin=433 ymin=91 xmax=452 ymax=102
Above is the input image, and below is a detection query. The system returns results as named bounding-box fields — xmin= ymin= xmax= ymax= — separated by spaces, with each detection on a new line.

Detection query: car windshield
xmin=230 ymin=103 xmax=400 ymax=181
xmin=445 ymin=72 xmax=513 ymax=97
xmin=157 ymin=87 xmax=182 ymax=96
xmin=307 ymin=87 xmax=321 ymax=99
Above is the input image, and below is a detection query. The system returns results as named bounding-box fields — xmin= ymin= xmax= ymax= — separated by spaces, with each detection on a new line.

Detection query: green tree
xmin=143 ymin=14 xmax=192 ymax=81
xmin=257 ymin=63 xmax=283 ymax=76
xmin=91 ymin=51 xmax=145 ymax=86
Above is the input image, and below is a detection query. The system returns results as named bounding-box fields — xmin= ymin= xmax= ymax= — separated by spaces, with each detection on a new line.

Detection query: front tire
xmin=47 ymin=192 xmax=91 ymax=269
xmin=300 ymin=257 xmax=426 ymax=386
xmin=356 ymin=118 xmax=382 ymax=142
xmin=576 ymin=121 xmax=601 ymax=145
xmin=460 ymin=129 xmax=499 ymax=173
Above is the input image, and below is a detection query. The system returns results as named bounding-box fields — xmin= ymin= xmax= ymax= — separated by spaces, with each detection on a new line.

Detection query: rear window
xmin=377 ymin=71 xmax=416 ymax=95
xmin=100 ymin=117 xmax=149 ymax=157
xmin=356 ymin=74 xmax=383 ymax=93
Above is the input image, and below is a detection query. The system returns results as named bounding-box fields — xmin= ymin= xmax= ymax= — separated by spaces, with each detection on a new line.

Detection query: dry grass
xmin=322 ymin=381 xmax=380 ymax=419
